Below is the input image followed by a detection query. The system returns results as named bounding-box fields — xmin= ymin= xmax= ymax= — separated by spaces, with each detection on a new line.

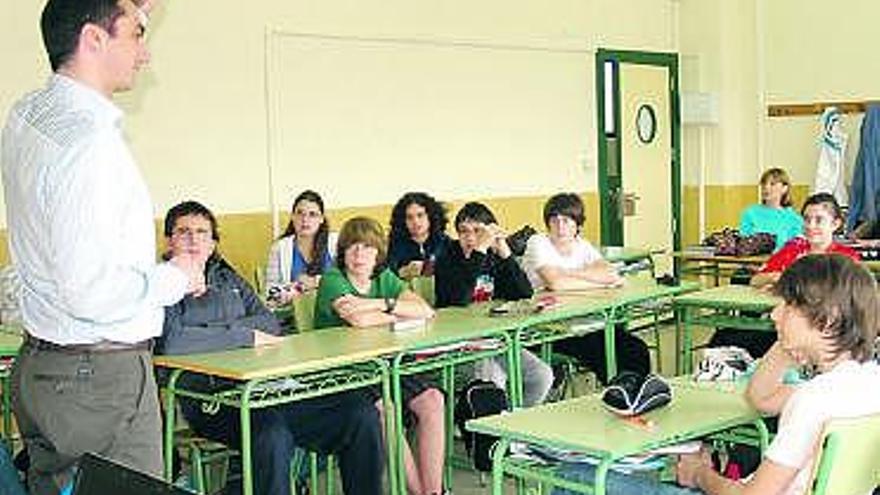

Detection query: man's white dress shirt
xmin=1 ymin=74 xmax=187 ymax=344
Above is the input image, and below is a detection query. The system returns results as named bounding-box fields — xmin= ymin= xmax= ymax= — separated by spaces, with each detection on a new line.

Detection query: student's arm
xmin=678 ymin=451 xmax=798 ymax=495
xmin=493 ymin=255 xmax=533 ymax=301
xmin=750 ymin=271 xmax=781 ymax=289
xmin=332 ymin=294 xmax=395 ymax=327
xmin=746 ymin=342 xmax=796 ymax=414
xmin=536 ymin=260 xmax=622 ymax=291
xmin=392 ymin=289 xmax=435 ymax=319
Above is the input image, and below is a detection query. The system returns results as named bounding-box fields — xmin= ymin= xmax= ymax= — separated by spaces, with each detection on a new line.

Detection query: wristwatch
xmin=384 ymin=297 xmax=397 ymax=314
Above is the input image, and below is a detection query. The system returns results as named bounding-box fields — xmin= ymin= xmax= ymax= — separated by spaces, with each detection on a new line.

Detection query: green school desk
xmin=513 ymin=277 xmax=700 ymax=400
xmin=385 ymin=305 xmax=520 ymax=490
xmin=154 ymin=326 xmax=402 ymax=495
xmin=674 ymin=251 xmax=768 ymax=286
xmin=673 ymin=284 xmax=780 ymax=374
xmin=467 ymin=378 xmax=768 ymax=495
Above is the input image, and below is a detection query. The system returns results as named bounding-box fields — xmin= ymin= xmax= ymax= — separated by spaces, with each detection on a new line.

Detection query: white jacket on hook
xmin=814 ymin=106 xmax=848 ymax=205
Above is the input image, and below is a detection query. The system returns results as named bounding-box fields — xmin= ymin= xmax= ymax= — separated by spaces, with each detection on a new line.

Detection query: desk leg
xmin=682 ymin=305 xmax=694 ymax=375
xmin=755 ymin=418 xmax=770 ymax=454
xmin=491 ymin=437 xmax=511 ymax=495
xmin=509 ymin=332 xmax=523 ymax=408
xmin=604 ymin=309 xmax=618 ymax=381
xmin=442 ymin=364 xmax=455 ymax=489
xmin=240 ymin=382 xmax=255 ymax=495
xmin=391 ymin=354 xmax=408 ymax=495
xmin=378 ymin=360 xmax=399 ymax=495
xmin=163 ymin=370 xmax=182 ymax=481
xmin=595 ymin=459 xmax=612 ymax=495
xmin=1 ymin=372 xmax=11 ymax=449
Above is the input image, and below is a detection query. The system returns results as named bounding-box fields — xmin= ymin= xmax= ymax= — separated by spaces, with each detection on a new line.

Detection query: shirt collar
xmin=50 ymin=73 xmax=124 ymax=127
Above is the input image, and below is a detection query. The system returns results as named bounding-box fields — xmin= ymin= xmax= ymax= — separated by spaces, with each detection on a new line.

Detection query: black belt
xmin=25 ymin=335 xmax=151 ymax=353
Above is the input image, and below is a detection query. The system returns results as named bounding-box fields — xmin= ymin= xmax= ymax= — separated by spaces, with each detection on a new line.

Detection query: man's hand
xmin=169 ymin=254 xmax=206 ymax=297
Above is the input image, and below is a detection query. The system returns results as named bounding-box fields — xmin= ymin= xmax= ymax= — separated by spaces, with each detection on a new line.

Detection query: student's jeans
xmin=182 ymin=389 xmax=383 ymax=495
xmin=552 ymin=463 xmax=702 ymax=495
xmin=475 ymin=349 xmax=555 ymax=406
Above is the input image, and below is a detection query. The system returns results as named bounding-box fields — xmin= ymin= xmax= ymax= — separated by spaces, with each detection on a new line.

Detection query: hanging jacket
xmin=814 ymin=106 xmax=848 ymax=205
xmin=847 ymin=105 xmax=880 ymax=231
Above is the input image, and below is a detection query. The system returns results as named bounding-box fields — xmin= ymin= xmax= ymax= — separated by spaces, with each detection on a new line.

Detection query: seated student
xmin=521 ymin=193 xmax=650 ymax=385
xmin=265 ymin=190 xmax=337 ymax=305
xmin=387 ymin=192 xmax=452 ymax=280
xmin=711 ymin=193 xmax=860 ymax=358
xmin=155 ymin=201 xmax=384 ymax=495
xmin=739 ymin=168 xmax=803 ymax=252
xmin=554 ymin=254 xmax=880 ymax=495
xmin=434 ymin=202 xmax=554 ymax=407
xmin=314 ymin=217 xmax=445 ymax=495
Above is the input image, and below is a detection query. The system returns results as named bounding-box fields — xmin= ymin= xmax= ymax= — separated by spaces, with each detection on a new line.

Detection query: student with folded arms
xmin=314 ymin=216 xmax=446 ymax=495
xmin=521 ymin=193 xmax=650 ymax=384
xmin=434 ymin=201 xmax=554 ymax=406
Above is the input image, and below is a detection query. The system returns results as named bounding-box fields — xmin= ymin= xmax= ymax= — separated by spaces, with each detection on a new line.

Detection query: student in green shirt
xmin=315 ymin=217 xmax=447 ymax=495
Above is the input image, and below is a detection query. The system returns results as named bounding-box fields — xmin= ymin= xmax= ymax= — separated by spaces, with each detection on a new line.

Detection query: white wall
xmin=0 ymin=0 xmax=678 ymax=229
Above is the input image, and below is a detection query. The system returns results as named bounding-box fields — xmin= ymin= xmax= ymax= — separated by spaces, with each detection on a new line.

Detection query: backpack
xmin=454 ymin=379 xmax=509 ymax=472
xmin=506 ymin=225 xmax=537 ymax=257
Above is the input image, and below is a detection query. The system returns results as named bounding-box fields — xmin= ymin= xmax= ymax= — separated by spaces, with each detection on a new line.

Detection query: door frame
xmin=596 ymin=48 xmax=681 ymax=254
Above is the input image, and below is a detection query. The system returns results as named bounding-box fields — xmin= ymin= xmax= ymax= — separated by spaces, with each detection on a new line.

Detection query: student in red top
xmin=752 ymin=192 xmax=859 ymax=289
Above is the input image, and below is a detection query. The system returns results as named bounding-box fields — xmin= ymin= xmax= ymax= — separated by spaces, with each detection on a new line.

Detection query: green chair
xmin=291 ymin=291 xmax=317 ymax=332
xmin=409 ymin=275 xmax=436 ymax=307
xmin=810 ymin=413 xmax=880 ymax=495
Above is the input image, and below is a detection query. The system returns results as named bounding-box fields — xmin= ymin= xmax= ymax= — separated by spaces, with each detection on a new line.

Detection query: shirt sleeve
xmin=760 ymin=239 xmax=803 ymax=273
xmin=46 ymin=133 xmax=187 ymax=325
xmin=265 ymin=237 xmax=288 ymax=295
xmin=313 ymin=268 xmax=354 ymax=328
xmin=377 ymin=269 xmax=407 ymax=299
xmin=765 ymin=388 xmax=826 ymax=470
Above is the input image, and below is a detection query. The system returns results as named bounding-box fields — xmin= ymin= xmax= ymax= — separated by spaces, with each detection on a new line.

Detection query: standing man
xmin=0 ymin=1 xmax=203 ymax=493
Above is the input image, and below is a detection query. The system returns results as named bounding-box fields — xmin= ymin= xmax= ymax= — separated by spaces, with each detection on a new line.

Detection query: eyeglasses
xmin=172 ymin=227 xmax=212 ymax=240
xmin=293 ymin=209 xmax=323 ymax=219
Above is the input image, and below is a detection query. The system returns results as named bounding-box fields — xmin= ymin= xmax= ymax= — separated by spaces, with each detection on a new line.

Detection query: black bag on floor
xmin=454 ymin=379 xmax=509 ymax=472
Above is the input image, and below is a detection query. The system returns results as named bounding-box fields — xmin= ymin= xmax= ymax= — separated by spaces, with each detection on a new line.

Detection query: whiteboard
xmin=267 ymin=34 xmax=594 ymax=210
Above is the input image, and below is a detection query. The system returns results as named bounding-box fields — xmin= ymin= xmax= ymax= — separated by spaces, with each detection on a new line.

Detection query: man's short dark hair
xmin=543 ymin=193 xmax=585 ymax=228
xmin=41 ymin=0 xmax=129 ymax=71
xmin=454 ymin=202 xmax=497 ymax=230
xmin=163 ymin=201 xmax=220 ymax=241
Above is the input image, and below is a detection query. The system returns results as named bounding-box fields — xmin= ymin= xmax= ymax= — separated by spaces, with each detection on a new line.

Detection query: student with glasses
xmin=156 ymin=201 xmax=384 ymax=495
xmin=265 ymin=190 xmax=337 ymax=305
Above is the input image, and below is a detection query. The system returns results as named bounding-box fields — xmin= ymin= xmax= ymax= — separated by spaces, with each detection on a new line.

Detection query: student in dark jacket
xmin=387 ymin=192 xmax=452 ymax=279
xmin=155 ymin=201 xmax=383 ymax=495
xmin=435 ymin=202 xmax=554 ymax=406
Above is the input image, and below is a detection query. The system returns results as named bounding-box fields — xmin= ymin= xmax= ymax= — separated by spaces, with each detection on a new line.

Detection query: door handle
xmin=622 ymin=192 xmax=640 ymax=216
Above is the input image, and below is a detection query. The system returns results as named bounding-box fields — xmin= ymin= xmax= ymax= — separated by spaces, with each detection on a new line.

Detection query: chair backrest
xmin=253 ymin=264 xmax=266 ymax=298
xmin=292 ymin=291 xmax=317 ymax=332
xmin=809 ymin=413 xmax=880 ymax=495
xmin=409 ymin=275 xmax=435 ymax=307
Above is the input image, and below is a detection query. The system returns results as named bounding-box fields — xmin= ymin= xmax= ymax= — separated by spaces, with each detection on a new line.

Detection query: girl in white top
xmin=265 ymin=190 xmax=338 ymax=304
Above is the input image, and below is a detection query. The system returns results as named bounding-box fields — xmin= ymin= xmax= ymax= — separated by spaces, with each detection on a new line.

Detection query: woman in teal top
xmin=739 ymin=167 xmax=803 ymax=251
xmin=314 ymin=216 xmax=446 ymax=495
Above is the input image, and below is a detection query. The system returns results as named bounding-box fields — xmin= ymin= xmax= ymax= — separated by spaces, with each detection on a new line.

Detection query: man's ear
xmin=79 ymin=23 xmax=110 ymax=55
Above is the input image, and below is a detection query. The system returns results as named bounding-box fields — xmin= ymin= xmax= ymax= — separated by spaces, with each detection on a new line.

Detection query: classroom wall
xmin=761 ymin=0 xmax=878 ymax=190
xmin=0 ymin=0 xmax=674 ymax=273
xmin=2 ymin=1 xmax=875 ymax=273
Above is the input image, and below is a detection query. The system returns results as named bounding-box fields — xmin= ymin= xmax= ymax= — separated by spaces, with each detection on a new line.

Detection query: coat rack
xmin=767 ymin=100 xmax=877 ymax=117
